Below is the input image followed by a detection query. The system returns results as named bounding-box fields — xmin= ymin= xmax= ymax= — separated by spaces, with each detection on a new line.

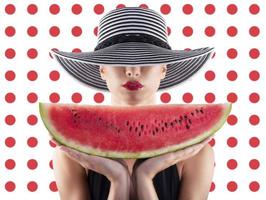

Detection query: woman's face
xmin=99 ymin=65 xmax=167 ymax=104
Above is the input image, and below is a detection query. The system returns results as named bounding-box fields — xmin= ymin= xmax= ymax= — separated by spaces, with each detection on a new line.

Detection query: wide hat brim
xmin=50 ymin=42 xmax=215 ymax=91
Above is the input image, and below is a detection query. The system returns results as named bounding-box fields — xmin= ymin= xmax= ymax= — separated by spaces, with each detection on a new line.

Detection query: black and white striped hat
xmin=50 ymin=6 xmax=215 ymax=91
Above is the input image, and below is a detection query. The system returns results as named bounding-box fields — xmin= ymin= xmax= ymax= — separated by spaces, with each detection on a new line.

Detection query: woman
xmin=50 ymin=6 xmax=215 ymax=200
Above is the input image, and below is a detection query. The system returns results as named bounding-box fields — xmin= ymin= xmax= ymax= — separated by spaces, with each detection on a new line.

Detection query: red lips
xmin=122 ymin=81 xmax=143 ymax=90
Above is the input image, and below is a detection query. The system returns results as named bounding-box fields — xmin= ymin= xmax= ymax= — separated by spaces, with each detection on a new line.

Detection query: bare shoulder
xmin=176 ymin=144 xmax=214 ymax=178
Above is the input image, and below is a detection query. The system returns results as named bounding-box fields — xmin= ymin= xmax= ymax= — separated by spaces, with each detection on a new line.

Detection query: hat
xmin=50 ymin=6 xmax=215 ymax=91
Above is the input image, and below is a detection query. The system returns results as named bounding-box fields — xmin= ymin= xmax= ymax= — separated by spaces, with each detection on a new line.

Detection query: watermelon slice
xmin=39 ymin=103 xmax=232 ymax=158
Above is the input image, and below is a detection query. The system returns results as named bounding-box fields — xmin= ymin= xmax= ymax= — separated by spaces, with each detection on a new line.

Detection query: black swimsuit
xmin=87 ymin=159 xmax=181 ymax=200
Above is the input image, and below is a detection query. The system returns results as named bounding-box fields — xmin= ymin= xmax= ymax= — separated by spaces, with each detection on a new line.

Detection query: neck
xmin=111 ymin=94 xmax=157 ymax=106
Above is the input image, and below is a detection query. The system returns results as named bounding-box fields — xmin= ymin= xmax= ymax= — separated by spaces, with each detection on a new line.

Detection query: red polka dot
xmin=5 ymin=4 xmax=16 ymax=14
xmin=249 ymin=159 xmax=260 ymax=170
xmin=5 ymin=70 xmax=16 ymax=81
xmin=27 ymin=4 xmax=38 ymax=15
xmin=227 ymin=4 xmax=238 ymax=15
xmin=72 ymin=26 xmax=82 ymax=37
xmin=27 ymin=48 xmax=38 ymax=59
xmin=205 ymin=4 xmax=215 ymax=15
xmin=5 ymin=92 xmax=16 ymax=103
xmin=49 ymin=26 xmax=60 ymax=37
xmin=160 ymin=92 xmax=171 ymax=103
xmin=249 ymin=48 xmax=260 ymax=59
xmin=227 ymin=70 xmax=238 ymax=81
xmin=5 ymin=115 xmax=16 ymax=125
xmin=227 ymin=115 xmax=237 ymax=125
xmin=249 ymin=115 xmax=259 ymax=125
xmin=227 ymin=92 xmax=238 ymax=103
xmin=183 ymin=26 xmax=193 ymax=37
xmin=117 ymin=4 xmax=126 ymax=9
xmin=27 ymin=26 xmax=38 ymax=37
xmin=27 ymin=92 xmax=38 ymax=103
xmin=72 ymin=4 xmax=82 ymax=15
xmin=49 ymin=139 xmax=57 ymax=148
xmin=27 ymin=137 xmax=38 ymax=148
xmin=183 ymin=4 xmax=193 ymax=15
xmin=139 ymin=4 xmax=149 ymax=9
xmin=27 ymin=159 xmax=38 ymax=170
xmin=227 ymin=159 xmax=237 ymax=169
xmin=49 ymin=181 xmax=58 ymax=192
xmin=5 ymin=181 xmax=16 ymax=192
xmin=227 ymin=26 xmax=237 ymax=37
xmin=49 ymin=70 xmax=60 ymax=81
xmin=209 ymin=138 xmax=215 ymax=147
xmin=249 ymin=70 xmax=260 ymax=81
xmin=249 ymin=26 xmax=260 ymax=37
xmin=167 ymin=26 xmax=171 ymax=36
xmin=94 ymin=4 xmax=104 ymax=15
xmin=205 ymin=26 xmax=215 ymax=37
xmin=183 ymin=93 xmax=193 ymax=103
xmin=249 ymin=4 xmax=260 ymax=15
xmin=49 ymin=92 xmax=60 ymax=103
xmin=249 ymin=137 xmax=260 ymax=148
xmin=205 ymin=70 xmax=215 ymax=81
xmin=5 ymin=159 xmax=16 ymax=170
xmin=227 ymin=48 xmax=237 ymax=59
xmin=49 ymin=4 xmax=60 ymax=15
xmin=210 ymin=182 xmax=215 ymax=191
xmin=249 ymin=93 xmax=259 ymax=103
xmin=72 ymin=92 xmax=82 ymax=103
xmin=94 ymin=92 xmax=104 ymax=103
xmin=5 ymin=26 xmax=16 ymax=36
xmin=27 ymin=181 xmax=38 ymax=192
xmin=5 ymin=48 xmax=16 ymax=59
xmin=27 ymin=70 xmax=38 ymax=81
xmin=227 ymin=137 xmax=238 ymax=147
xmin=27 ymin=115 xmax=38 ymax=125
xmin=5 ymin=137 xmax=16 ymax=148
xmin=205 ymin=93 xmax=215 ymax=103
xmin=49 ymin=160 xmax=54 ymax=169
xmin=160 ymin=4 xmax=171 ymax=15
xmin=227 ymin=181 xmax=237 ymax=191
xmin=249 ymin=181 xmax=260 ymax=192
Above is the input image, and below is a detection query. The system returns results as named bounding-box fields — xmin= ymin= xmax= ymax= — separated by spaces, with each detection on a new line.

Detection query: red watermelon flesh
xmin=39 ymin=103 xmax=232 ymax=158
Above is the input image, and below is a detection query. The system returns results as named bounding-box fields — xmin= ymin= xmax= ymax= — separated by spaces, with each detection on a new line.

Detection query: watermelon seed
xmin=155 ymin=127 xmax=159 ymax=132
xmin=184 ymin=115 xmax=188 ymax=119
xmin=135 ymin=127 xmax=138 ymax=132
xmin=152 ymin=130 xmax=155 ymax=135
xmin=164 ymin=122 xmax=168 ymax=128
xmin=170 ymin=122 xmax=174 ymax=127
xmin=200 ymin=109 xmax=204 ymax=114
xmin=141 ymin=124 xmax=144 ymax=130
xmin=162 ymin=127 xmax=165 ymax=132
xmin=191 ymin=112 xmax=194 ymax=116
xmin=139 ymin=132 xmax=141 ymax=136
xmin=196 ymin=109 xmax=199 ymax=113
xmin=126 ymin=121 xmax=129 ymax=126
xmin=188 ymin=119 xmax=192 ymax=124
xmin=129 ymin=126 xmax=132 ymax=132
xmin=186 ymin=125 xmax=190 ymax=129
xmin=179 ymin=116 xmax=183 ymax=120
xmin=178 ymin=119 xmax=182 ymax=124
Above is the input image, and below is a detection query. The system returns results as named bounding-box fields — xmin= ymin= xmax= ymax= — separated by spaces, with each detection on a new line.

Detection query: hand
xmin=133 ymin=136 xmax=213 ymax=180
xmin=59 ymin=145 xmax=130 ymax=183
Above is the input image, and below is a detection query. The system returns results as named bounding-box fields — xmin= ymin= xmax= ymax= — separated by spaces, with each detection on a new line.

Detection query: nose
xmin=125 ymin=66 xmax=141 ymax=77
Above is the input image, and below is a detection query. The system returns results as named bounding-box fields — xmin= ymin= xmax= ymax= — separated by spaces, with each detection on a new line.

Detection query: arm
xmin=53 ymin=146 xmax=91 ymax=200
xmin=178 ymin=144 xmax=215 ymax=200
xmin=54 ymin=145 xmax=131 ymax=200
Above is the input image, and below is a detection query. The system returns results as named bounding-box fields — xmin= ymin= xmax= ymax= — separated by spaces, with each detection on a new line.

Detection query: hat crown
xmin=97 ymin=7 xmax=169 ymax=46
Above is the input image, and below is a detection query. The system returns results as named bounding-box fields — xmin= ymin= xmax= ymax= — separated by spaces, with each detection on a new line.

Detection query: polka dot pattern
xmin=1 ymin=2 xmax=264 ymax=199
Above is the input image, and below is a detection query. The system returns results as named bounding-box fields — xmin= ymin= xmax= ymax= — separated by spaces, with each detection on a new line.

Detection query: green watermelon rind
xmin=39 ymin=102 xmax=232 ymax=159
